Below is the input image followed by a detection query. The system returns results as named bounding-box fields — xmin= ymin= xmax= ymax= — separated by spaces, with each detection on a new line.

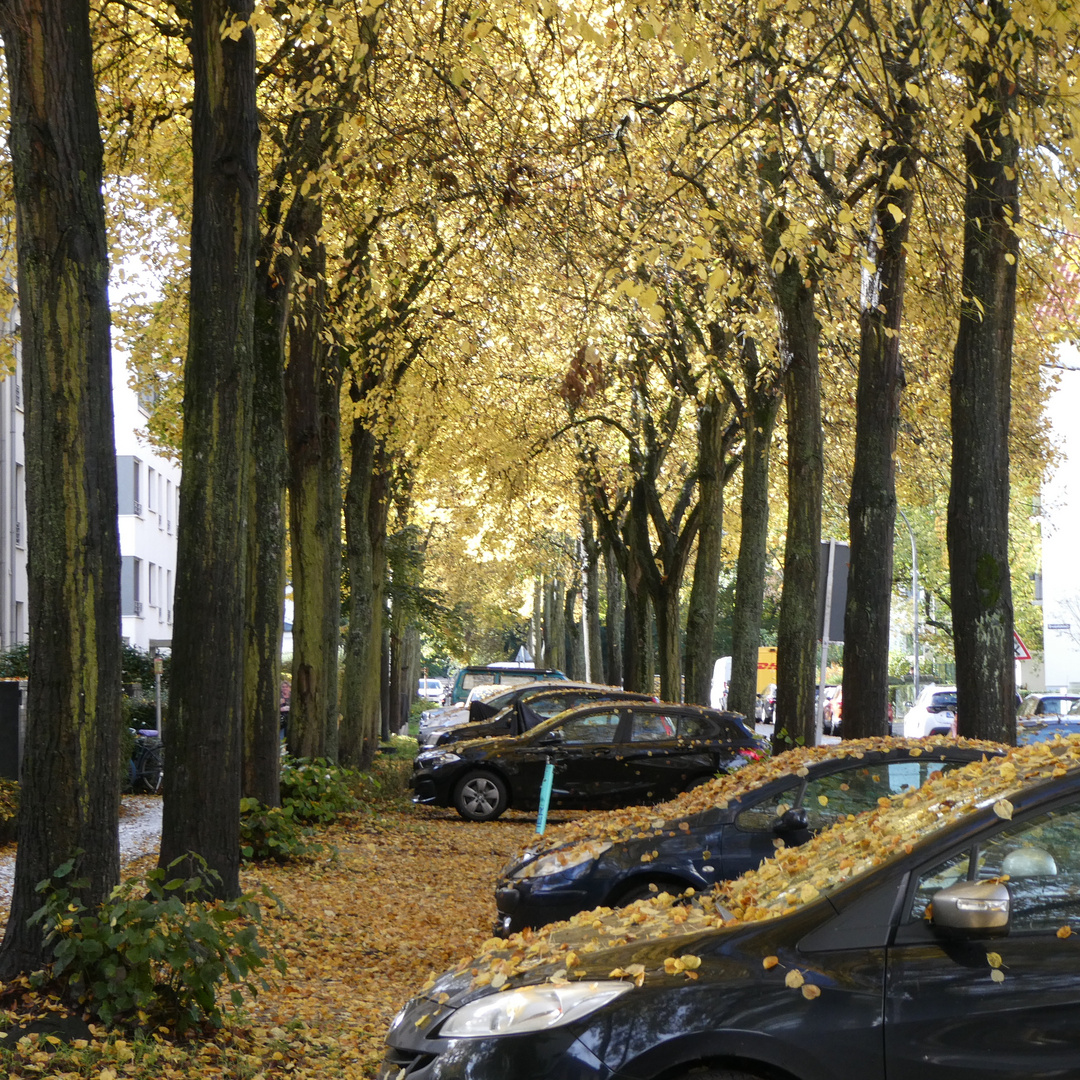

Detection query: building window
xmin=14 ymin=463 xmax=24 ymax=549
xmin=122 ymin=555 xmax=142 ymax=617
xmin=148 ymin=468 xmax=155 ymax=512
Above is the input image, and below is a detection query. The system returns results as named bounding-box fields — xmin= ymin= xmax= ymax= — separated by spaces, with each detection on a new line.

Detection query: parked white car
xmin=416 ymin=677 xmax=446 ymax=703
xmin=902 ymin=684 xmax=957 ymax=737
xmin=417 ymin=683 xmax=509 ymax=745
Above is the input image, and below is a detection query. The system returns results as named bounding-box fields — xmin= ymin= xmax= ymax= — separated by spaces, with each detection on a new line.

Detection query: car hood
xmin=419 ymin=890 xmax=744 ymax=1010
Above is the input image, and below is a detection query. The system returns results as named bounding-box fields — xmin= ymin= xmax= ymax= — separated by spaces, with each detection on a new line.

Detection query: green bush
xmin=0 ymin=644 xmax=28 ymax=678
xmin=29 ymin=855 xmax=283 ymax=1033
xmin=279 ymin=758 xmax=358 ymax=824
xmin=0 ymin=777 xmax=17 ymax=843
xmin=239 ymin=797 xmax=323 ymax=862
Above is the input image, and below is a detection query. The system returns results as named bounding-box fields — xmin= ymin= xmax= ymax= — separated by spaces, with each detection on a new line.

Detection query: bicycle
xmin=128 ymin=729 xmax=163 ymax=795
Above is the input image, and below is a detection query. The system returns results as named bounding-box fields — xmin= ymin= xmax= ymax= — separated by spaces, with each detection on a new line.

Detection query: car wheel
xmin=615 ymin=879 xmax=692 ymax=905
xmin=675 ymin=1069 xmax=765 ymax=1079
xmin=453 ymin=770 xmax=508 ymax=822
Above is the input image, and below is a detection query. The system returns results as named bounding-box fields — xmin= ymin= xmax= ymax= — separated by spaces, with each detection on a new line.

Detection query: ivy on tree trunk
xmin=0 ymin=0 xmax=123 ymax=977
xmin=159 ymin=0 xmax=258 ymax=899
xmin=948 ymin=3 xmax=1019 ymax=745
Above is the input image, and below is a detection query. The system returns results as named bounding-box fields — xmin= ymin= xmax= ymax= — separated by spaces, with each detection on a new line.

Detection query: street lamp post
xmin=897 ymin=507 xmax=919 ymax=702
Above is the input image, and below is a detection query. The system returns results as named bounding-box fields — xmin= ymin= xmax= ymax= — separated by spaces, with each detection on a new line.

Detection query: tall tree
xmin=759 ymin=130 xmax=824 ymax=749
xmin=159 ymin=0 xmax=259 ymax=896
xmin=841 ymin=1 xmax=922 ymax=740
xmin=0 ymin=0 xmax=124 ymax=977
xmin=726 ymin=337 xmax=784 ymax=719
xmin=949 ymin=0 xmax=1019 ymax=743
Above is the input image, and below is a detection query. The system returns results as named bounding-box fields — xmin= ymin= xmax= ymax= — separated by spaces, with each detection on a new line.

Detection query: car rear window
xmin=929 ymin=692 xmax=957 ymax=711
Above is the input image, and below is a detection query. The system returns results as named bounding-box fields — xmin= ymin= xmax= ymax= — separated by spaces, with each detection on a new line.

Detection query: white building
xmin=0 ymin=314 xmax=27 ymax=650
xmin=112 ymin=358 xmax=180 ymax=654
xmin=1040 ymin=345 xmax=1080 ymax=691
xmin=0 ymin=320 xmax=179 ymax=656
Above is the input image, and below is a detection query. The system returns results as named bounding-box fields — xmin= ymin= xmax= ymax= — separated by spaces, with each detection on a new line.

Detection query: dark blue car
xmin=494 ymin=738 xmax=1001 ymax=936
xmin=382 ymin=739 xmax=1080 ymax=1080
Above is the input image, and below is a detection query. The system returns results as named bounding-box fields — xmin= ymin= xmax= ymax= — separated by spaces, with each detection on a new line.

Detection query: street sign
xmin=1013 ymin=631 xmax=1031 ymax=661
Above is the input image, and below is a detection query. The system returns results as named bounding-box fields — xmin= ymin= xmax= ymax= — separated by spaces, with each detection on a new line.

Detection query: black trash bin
xmin=0 ymin=680 xmax=20 ymax=780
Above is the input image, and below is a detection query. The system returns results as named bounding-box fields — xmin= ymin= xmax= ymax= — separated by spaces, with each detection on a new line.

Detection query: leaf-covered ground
xmin=0 ymin=792 xmax=574 ymax=1079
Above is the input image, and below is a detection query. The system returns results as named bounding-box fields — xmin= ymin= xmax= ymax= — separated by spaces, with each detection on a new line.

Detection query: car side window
xmin=557 ymin=712 xmax=620 ymax=745
xmin=735 ymin=783 xmax=801 ymax=831
xmin=909 ymin=802 xmax=1080 ymax=930
xmin=802 ymin=761 xmax=956 ymax=829
xmin=629 ymin=711 xmax=674 ymax=742
xmin=676 ymin=715 xmax=717 ymax=739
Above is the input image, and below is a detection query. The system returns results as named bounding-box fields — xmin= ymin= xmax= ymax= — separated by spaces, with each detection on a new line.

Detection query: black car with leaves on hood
xmin=383 ymin=738 xmax=1080 ymax=1080
xmin=493 ymin=736 xmax=1004 ymax=936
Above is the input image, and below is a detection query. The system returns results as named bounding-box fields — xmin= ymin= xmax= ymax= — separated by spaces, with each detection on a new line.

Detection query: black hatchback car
xmin=428 ymin=683 xmax=657 ymax=748
xmin=410 ymin=701 xmax=764 ymax=821
xmin=493 ymin=737 xmax=1001 ymax=936
xmin=382 ymin=738 xmax=1080 ymax=1080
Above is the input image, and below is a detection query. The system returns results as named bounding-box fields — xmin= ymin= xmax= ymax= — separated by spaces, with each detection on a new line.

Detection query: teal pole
xmin=536 ymin=759 xmax=554 ymax=834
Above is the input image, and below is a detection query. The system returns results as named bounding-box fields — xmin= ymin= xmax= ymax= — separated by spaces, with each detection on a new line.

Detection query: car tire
xmin=676 ymin=1069 xmax=764 ymax=1080
xmin=453 ymin=770 xmax=509 ymax=822
xmin=615 ymin=879 xmax=691 ymax=905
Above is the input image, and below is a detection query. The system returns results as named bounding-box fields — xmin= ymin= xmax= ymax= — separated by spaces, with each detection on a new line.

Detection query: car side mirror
xmin=541 ymin=730 xmax=563 ymax=743
xmin=931 ymin=880 xmax=1010 ymax=936
xmin=773 ymin=807 xmax=810 ymax=834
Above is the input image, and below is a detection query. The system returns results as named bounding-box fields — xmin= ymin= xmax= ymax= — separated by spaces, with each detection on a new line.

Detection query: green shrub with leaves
xmin=0 ymin=643 xmax=28 ymax=678
xmin=29 ymin=855 xmax=283 ymax=1033
xmin=354 ymin=736 xmax=417 ymax=809
xmin=279 ymin=758 xmax=358 ymax=824
xmin=239 ymin=797 xmax=323 ymax=862
xmin=0 ymin=777 xmax=17 ymax=843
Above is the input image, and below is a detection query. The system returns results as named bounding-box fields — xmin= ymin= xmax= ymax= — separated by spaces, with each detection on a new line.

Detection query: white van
xmin=417 ymin=678 xmax=446 ymax=703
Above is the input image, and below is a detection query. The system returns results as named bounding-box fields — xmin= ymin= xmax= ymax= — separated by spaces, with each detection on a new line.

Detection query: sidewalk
xmin=0 ymin=794 xmax=162 ymax=914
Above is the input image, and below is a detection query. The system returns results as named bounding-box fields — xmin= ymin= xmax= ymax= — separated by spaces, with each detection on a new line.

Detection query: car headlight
xmin=416 ymin=750 xmax=461 ymax=768
xmin=439 ymin=980 xmax=633 ymax=1038
xmin=513 ymin=841 xmax=613 ymax=881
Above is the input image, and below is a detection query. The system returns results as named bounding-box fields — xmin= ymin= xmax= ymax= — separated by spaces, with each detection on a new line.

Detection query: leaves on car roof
xmin=451 ymin=736 xmax=1080 ymax=992
xmin=514 ymin=736 xmax=1007 ymax=870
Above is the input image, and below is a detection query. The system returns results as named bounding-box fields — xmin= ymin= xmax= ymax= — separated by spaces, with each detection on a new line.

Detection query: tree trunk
xmin=380 ymin=618 xmax=391 ymax=741
xmin=580 ymin=517 xmax=603 ymax=683
xmin=285 ymin=230 xmax=342 ymax=762
xmin=728 ymin=343 xmax=783 ymax=720
xmin=621 ymin=558 xmax=651 ymax=693
xmin=603 ymin=542 xmax=623 ymax=685
xmin=653 ymin=583 xmax=683 ymax=702
xmin=340 ymin=416 xmax=387 ymax=768
xmin=530 ymin=576 xmax=543 ymax=662
xmin=684 ymin=390 xmax=735 ymax=705
xmin=159 ymin=0 xmax=258 ymax=898
xmin=564 ymin=584 xmax=584 ymax=680
xmin=759 ymin=164 xmax=823 ymax=749
xmin=548 ymin=574 xmax=566 ymax=672
xmin=0 ymin=0 xmax=123 ymax=976
xmin=949 ymin=9 xmax=1019 ymax=744
xmin=841 ymin=12 xmax=920 ymax=742
xmin=243 ymin=226 xmax=287 ymax=806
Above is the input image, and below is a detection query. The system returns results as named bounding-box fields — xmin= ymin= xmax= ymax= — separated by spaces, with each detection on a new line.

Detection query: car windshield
xmin=457 ymin=738 xmax=1080 ymax=989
